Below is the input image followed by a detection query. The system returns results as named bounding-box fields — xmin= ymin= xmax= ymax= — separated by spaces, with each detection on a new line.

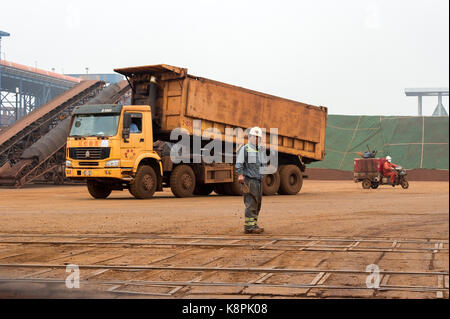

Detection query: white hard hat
xmin=249 ymin=126 xmax=263 ymax=138
xmin=386 ymin=156 xmax=392 ymax=162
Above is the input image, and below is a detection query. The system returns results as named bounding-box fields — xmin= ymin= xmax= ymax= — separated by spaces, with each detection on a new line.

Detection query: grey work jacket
xmin=235 ymin=143 xmax=266 ymax=181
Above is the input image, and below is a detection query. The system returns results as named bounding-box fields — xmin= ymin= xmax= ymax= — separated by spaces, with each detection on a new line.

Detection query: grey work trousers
xmin=243 ymin=177 xmax=262 ymax=230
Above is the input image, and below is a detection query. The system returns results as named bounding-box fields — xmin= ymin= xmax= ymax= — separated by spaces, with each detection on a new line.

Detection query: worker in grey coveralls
xmin=235 ymin=127 xmax=266 ymax=234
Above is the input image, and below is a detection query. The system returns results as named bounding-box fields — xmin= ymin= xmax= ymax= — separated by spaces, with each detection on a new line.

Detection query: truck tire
xmin=222 ymin=183 xmax=233 ymax=195
xmin=214 ymin=183 xmax=227 ymax=195
xmin=362 ymin=179 xmax=371 ymax=189
xmin=223 ymin=181 xmax=243 ymax=196
xmin=231 ymin=180 xmax=243 ymax=196
xmin=262 ymin=171 xmax=280 ymax=196
xmin=278 ymin=165 xmax=303 ymax=195
xmin=87 ymin=180 xmax=112 ymax=199
xmin=170 ymin=165 xmax=196 ymax=197
xmin=223 ymin=168 xmax=243 ymax=196
xmin=129 ymin=165 xmax=157 ymax=199
xmin=193 ymin=184 xmax=214 ymax=196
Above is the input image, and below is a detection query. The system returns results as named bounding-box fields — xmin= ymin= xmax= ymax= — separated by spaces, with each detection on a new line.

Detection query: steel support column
xmin=418 ymin=95 xmax=422 ymax=116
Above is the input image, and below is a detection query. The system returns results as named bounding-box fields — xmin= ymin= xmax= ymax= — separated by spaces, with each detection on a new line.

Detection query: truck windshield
xmin=69 ymin=114 xmax=120 ymax=137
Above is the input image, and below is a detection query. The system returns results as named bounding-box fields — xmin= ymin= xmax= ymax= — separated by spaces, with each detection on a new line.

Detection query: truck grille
xmin=68 ymin=147 xmax=111 ymax=160
xmin=79 ymin=161 xmax=99 ymax=166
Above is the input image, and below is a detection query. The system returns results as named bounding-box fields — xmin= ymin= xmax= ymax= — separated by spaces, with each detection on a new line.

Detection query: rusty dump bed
xmin=115 ymin=65 xmax=327 ymax=161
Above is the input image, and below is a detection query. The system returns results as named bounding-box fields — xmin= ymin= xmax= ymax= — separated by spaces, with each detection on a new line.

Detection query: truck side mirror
xmin=122 ymin=113 xmax=131 ymax=140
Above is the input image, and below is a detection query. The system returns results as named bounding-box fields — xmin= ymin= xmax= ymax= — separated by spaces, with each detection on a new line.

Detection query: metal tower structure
xmin=0 ymin=30 xmax=11 ymax=126
xmin=0 ymin=60 xmax=81 ymax=127
xmin=405 ymin=88 xmax=449 ymax=116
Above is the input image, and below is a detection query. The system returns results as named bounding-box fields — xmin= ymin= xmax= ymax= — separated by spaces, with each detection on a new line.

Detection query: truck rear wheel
xmin=278 ymin=165 xmax=303 ymax=195
xmin=222 ymin=184 xmax=233 ymax=195
xmin=223 ymin=181 xmax=242 ymax=196
xmin=262 ymin=171 xmax=281 ymax=196
xmin=223 ymin=168 xmax=243 ymax=196
xmin=170 ymin=165 xmax=196 ymax=197
xmin=129 ymin=165 xmax=157 ymax=199
xmin=193 ymin=184 xmax=214 ymax=196
xmin=87 ymin=180 xmax=112 ymax=199
xmin=214 ymin=183 xmax=227 ymax=195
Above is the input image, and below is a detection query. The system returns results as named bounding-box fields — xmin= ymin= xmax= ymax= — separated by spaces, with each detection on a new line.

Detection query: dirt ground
xmin=0 ymin=180 xmax=447 ymax=238
xmin=0 ymin=180 xmax=448 ymax=298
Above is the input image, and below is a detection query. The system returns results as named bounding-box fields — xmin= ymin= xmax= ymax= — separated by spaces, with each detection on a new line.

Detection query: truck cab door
xmin=121 ymin=112 xmax=145 ymax=168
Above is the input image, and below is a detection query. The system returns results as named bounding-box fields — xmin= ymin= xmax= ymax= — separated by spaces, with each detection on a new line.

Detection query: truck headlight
xmin=105 ymin=160 xmax=120 ymax=167
xmin=65 ymin=160 xmax=72 ymax=167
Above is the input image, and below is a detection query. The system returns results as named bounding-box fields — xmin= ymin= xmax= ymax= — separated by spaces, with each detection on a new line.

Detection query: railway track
xmin=0 ymin=233 xmax=448 ymax=298
xmin=0 ymin=233 xmax=447 ymax=253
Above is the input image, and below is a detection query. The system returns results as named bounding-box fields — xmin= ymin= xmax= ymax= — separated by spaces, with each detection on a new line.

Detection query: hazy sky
xmin=1 ymin=0 xmax=449 ymax=116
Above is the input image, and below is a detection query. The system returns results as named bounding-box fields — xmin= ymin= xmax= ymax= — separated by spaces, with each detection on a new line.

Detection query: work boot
xmin=244 ymin=226 xmax=264 ymax=234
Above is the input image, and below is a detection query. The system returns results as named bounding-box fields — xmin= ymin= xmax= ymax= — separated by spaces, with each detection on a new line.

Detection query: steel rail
xmin=0 ymin=239 xmax=447 ymax=254
xmin=0 ymin=233 xmax=447 ymax=245
xmin=0 ymin=263 xmax=447 ymax=276
xmin=0 ymin=277 xmax=447 ymax=293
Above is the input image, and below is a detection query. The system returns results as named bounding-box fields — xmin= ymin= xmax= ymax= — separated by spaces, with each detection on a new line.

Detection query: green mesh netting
xmin=309 ymin=115 xmax=449 ymax=171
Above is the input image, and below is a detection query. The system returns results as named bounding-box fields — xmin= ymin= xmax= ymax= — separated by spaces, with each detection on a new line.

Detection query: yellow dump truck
xmin=65 ymin=64 xmax=327 ymax=199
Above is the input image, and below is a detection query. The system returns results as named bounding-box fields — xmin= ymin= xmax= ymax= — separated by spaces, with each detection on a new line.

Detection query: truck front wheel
xmin=170 ymin=165 xmax=196 ymax=197
xmin=87 ymin=180 xmax=112 ymax=199
xmin=130 ymin=165 xmax=157 ymax=199
xmin=278 ymin=165 xmax=303 ymax=195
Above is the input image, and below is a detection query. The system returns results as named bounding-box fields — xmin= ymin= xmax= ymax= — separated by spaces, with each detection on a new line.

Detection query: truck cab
xmin=65 ymin=103 xmax=162 ymax=199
